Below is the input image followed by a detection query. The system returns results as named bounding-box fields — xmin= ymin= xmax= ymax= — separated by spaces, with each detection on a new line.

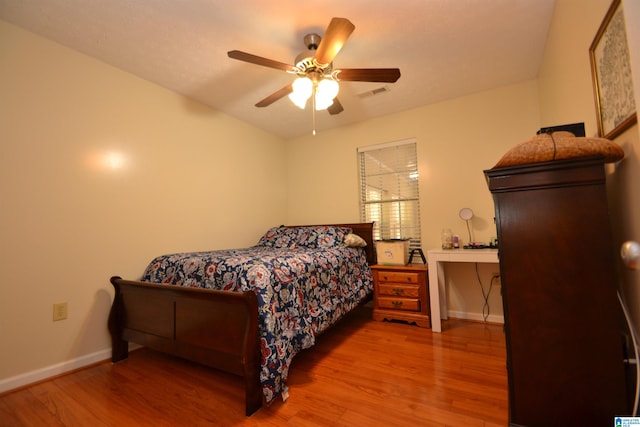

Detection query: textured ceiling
xmin=0 ymin=0 xmax=556 ymax=139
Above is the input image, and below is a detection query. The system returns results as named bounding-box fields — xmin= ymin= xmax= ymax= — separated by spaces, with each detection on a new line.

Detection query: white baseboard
xmin=0 ymin=344 xmax=141 ymax=394
xmin=447 ymin=309 xmax=504 ymax=324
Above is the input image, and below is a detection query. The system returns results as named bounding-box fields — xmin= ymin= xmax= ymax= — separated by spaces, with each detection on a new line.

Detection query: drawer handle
xmin=383 ymin=275 xmax=388 ymax=280
xmin=391 ymin=301 xmax=403 ymax=307
xmin=393 ymin=288 xmax=404 ymax=295
xmin=407 ymin=277 xmax=412 ymax=282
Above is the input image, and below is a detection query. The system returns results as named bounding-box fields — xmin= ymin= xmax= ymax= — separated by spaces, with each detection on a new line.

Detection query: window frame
xmin=358 ymin=138 xmax=422 ymax=250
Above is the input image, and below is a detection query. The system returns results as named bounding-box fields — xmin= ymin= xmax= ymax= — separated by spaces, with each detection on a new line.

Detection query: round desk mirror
xmin=459 ymin=208 xmax=474 ymax=221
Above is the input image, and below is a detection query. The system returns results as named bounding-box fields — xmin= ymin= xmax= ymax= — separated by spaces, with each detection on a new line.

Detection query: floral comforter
xmin=140 ymin=225 xmax=373 ymax=404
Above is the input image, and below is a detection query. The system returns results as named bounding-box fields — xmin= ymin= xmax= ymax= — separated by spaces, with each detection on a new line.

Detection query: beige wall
xmin=538 ymin=0 xmax=640 ymax=332
xmin=0 ymin=20 xmax=287 ymax=386
xmin=286 ymin=80 xmax=542 ymax=321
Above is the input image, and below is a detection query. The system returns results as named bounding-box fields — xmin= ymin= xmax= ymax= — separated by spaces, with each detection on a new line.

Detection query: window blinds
xmin=358 ymin=139 xmax=421 ymax=249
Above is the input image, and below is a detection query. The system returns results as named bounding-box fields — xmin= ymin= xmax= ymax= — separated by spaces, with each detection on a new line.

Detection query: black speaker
xmin=537 ymin=122 xmax=585 ymax=137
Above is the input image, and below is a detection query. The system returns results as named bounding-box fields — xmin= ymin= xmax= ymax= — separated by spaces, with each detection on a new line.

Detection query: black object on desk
xmin=408 ymin=248 xmax=426 ymax=264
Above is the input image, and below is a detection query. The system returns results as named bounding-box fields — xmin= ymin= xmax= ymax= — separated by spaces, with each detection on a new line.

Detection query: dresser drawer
xmin=378 ymin=283 xmax=420 ymax=298
xmin=377 ymin=271 xmax=420 ymax=284
xmin=377 ymin=297 xmax=420 ymax=312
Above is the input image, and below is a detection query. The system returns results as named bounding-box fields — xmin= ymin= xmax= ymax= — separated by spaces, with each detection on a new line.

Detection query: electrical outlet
xmin=53 ymin=302 xmax=68 ymax=321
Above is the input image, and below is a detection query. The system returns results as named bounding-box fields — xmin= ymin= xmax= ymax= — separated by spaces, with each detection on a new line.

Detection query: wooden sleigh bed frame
xmin=108 ymin=222 xmax=376 ymax=416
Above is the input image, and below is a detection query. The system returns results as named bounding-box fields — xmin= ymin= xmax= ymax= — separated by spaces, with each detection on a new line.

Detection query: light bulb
xmin=315 ymin=78 xmax=339 ymax=110
xmin=289 ymin=92 xmax=308 ymax=109
xmin=288 ymin=77 xmax=312 ymax=109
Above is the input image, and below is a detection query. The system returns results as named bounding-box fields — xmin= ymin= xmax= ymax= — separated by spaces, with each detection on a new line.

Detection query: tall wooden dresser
xmin=485 ymin=156 xmax=636 ymax=426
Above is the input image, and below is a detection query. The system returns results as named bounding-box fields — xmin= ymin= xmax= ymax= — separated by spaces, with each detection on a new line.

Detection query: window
xmin=358 ymin=139 xmax=421 ymax=250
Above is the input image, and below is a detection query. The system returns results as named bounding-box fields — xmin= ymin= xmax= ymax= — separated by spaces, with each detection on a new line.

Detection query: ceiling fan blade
xmin=335 ymin=68 xmax=401 ymax=83
xmin=314 ymin=18 xmax=355 ymax=66
xmin=228 ymin=50 xmax=296 ymax=73
xmin=327 ymin=98 xmax=344 ymax=115
xmin=255 ymin=84 xmax=294 ymax=107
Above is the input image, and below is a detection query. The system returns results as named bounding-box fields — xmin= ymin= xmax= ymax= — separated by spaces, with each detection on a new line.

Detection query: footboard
xmin=108 ymin=276 xmax=262 ymax=416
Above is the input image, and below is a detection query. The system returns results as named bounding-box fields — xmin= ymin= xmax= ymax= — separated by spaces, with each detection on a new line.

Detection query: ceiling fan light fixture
xmin=314 ymin=96 xmax=334 ymax=110
xmin=289 ymin=77 xmax=313 ymax=109
xmin=289 ymin=76 xmax=339 ymax=111
xmin=315 ymin=78 xmax=339 ymax=110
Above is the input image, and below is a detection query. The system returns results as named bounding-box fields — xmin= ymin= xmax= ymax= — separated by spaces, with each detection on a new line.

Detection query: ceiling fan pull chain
xmin=312 ymin=90 xmax=317 ymax=136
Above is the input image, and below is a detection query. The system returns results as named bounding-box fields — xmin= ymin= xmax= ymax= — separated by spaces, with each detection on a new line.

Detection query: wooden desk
xmin=426 ymin=248 xmax=499 ymax=332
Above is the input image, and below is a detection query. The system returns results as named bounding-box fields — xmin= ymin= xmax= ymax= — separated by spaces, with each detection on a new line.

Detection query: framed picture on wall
xmin=589 ymin=0 xmax=637 ymax=139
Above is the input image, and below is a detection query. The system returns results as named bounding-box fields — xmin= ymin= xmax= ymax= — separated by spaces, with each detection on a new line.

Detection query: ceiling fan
xmin=227 ymin=17 xmax=401 ymax=116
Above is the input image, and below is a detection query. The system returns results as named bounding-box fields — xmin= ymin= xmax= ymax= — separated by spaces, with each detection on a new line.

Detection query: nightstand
xmin=371 ymin=264 xmax=430 ymax=328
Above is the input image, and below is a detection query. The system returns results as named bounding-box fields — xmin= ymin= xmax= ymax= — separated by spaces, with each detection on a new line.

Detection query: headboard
xmin=283 ymin=222 xmax=376 ymax=265
xmin=337 ymin=222 xmax=376 ymax=265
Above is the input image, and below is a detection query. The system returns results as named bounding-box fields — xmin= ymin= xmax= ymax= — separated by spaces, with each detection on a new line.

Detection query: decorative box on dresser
xmin=371 ymin=264 xmax=430 ymax=328
xmin=485 ymin=156 xmax=636 ymax=426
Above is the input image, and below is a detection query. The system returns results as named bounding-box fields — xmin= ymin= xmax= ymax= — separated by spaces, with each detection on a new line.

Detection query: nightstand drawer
xmin=377 ymin=271 xmax=420 ymax=284
xmin=377 ymin=297 xmax=420 ymax=312
xmin=378 ymin=283 xmax=420 ymax=298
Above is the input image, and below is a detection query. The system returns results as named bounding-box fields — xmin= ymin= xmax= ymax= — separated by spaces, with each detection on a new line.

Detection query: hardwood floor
xmin=0 ymin=304 xmax=508 ymax=426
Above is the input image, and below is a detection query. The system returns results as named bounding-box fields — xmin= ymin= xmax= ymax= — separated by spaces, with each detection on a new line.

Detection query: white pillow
xmin=344 ymin=233 xmax=367 ymax=247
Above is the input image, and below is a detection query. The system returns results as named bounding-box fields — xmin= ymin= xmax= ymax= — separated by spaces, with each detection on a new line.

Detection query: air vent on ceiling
xmin=357 ymin=86 xmax=391 ymax=99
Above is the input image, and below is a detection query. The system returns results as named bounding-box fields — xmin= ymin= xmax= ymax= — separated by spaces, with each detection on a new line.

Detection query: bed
xmin=108 ymin=222 xmax=376 ymax=416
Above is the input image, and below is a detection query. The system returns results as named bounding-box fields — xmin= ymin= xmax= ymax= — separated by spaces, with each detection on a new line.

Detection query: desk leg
xmin=428 ymin=262 xmax=441 ymax=333
xmin=437 ymin=260 xmax=448 ymax=322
